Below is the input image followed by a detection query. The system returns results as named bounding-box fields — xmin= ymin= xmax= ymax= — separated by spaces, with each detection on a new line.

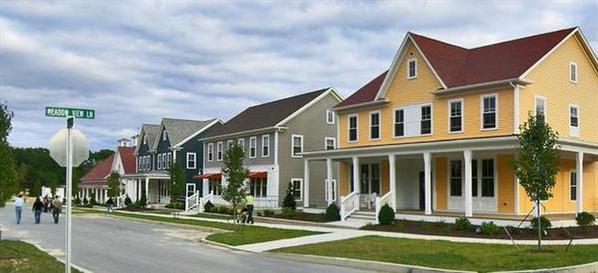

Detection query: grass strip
xmin=0 ymin=240 xmax=82 ymax=273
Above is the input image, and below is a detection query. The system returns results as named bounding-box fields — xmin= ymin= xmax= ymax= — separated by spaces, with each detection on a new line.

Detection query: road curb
xmin=264 ymin=252 xmax=475 ymax=273
xmin=95 ymin=213 xmax=228 ymax=234
xmin=492 ymin=260 xmax=598 ymax=273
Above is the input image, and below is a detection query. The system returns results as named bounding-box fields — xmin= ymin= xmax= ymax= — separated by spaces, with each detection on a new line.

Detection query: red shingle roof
xmin=117 ymin=146 xmax=136 ymax=175
xmin=336 ymin=27 xmax=577 ymax=108
xmin=80 ymin=154 xmax=115 ymax=184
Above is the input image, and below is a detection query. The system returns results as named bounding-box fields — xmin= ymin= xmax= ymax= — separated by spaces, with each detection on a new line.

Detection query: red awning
xmin=193 ymin=173 xmax=222 ymax=180
xmin=249 ymin=171 xmax=267 ymax=179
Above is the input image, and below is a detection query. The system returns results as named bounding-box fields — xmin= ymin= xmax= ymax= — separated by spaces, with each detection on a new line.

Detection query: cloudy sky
xmin=1 ymin=0 xmax=596 ymax=150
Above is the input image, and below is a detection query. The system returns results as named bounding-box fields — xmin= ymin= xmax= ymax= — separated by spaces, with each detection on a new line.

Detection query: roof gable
xmin=135 ymin=124 xmax=159 ymax=154
xmin=154 ymin=118 xmax=220 ymax=149
xmin=117 ymin=146 xmax=136 ymax=174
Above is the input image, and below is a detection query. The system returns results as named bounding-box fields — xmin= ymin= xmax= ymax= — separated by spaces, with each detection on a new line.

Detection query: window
xmin=227 ymin=140 xmax=234 ymax=150
xmin=262 ymin=135 xmax=270 ymax=157
xmin=162 ymin=130 xmax=167 ymax=141
xmin=348 ymin=114 xmax=358 ymax=142
xmin=407 ymin=58 xmax=417 ymax=79
xmin=216 ymin=141 xmax=223 ymax=161
xmin=209 ymin=179 xmax=222 ymax=196
xmin=291 ymin=178 xmax=302 ymax=199
xmin=158 ymin=154 xmax=163 ymax=169
xmin=249 ymin=136 xmax=257 ymax=158
xmin=450 ymin=160 xmax=462 ymax=196
xmin=569 ymin=62 xmax=577 ymax=83
xmin=471 ymin=160 xmax=478 ymax=197
xmin=207 ymin=143 xmax=214 ymax=162
xmin=535 ymin=96 xmax=546 ymax=122
xmin=325 ymin=179 xmax=337 ymax=202
xmin=143 ymin=135 xmax=147 ymax=145
xmin=292 ymin=135 xmax=303 ymax=158
xmin=481 ymin=159 xmax=494 ymax=197
xmin=449 ymin=99 xmax=463 ymax=133
xmin=394 ymin=109 xmax=404 ymax=137
xmin=420 ymin=105 xmax=432 ymax=134
xmin=167 ymin=153 xmax=172 ymax=168
xmin=325 ymin=137 xmax=336 ymax=150
xmin=570 ymin=171 xmax=577 ymax=201
xmin=326 ymin=109 xmax=335 ymax=124
xmin=369 ymin=111 xmax=380 ymax=140
xmin=481 ymin=94 xmax=497 ymax=129
xmin=569 ymin=105 xmax=579 ymax=136
xmin=237 ymin=138 xmax=245 ymax=153
xmin=250 ymin=177 xmax=267 ymax=198
xmin=186 ymin=153 xmax=196 ymax=169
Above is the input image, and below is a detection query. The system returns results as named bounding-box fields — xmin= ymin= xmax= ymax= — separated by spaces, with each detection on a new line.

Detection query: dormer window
xmin=407 ymin=58 xmax=417 ymax=79
xmin=569 ymin=62 xmax=577 ymax=83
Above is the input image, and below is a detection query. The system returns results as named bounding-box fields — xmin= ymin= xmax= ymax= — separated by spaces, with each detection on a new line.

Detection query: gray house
xmin=199 ymin=87 xmax=343 ymax=208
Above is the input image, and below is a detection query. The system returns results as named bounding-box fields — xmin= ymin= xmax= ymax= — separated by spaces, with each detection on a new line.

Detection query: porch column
xmin=576 ymin=151 xmax=584 ymax=213
xmin=352 ymin=156 xmax=360 ymax=194
xmin=303 ymin=159 xmax=310 ymax=207
xmin=326 ymin=158 xmax=333 ymax=205
xmin=388 ymin=154 xmax=397 ymax=211
xmin=464 ymin=149 xmax=473 ymax=217
xmin=145 ymin=177 xmax=149 ymax=199
xmin=423 ymin=152 xmax=432 ymax=215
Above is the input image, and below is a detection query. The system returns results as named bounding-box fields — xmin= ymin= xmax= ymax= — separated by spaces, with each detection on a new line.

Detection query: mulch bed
xmin=361 ymin=220 xmax=598 ymax=240
xmin=267 ymin=212 xmax=332 ymax=223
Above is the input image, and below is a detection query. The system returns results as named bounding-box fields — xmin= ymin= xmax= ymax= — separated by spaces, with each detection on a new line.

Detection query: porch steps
xmin=349 ymin=211 xmax=376 ymax=222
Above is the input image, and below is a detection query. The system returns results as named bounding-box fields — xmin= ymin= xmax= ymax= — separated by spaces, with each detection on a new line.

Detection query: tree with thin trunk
xmin=221 ymin=142 xmax=249 ymax=226
xmin=514 ymin=113 xmax=560 ymax=250
xmin=107 ymin=171 xmax=121 ymax=198
xmin=0 ymin=101 xmax=19 ymax=207
xmin=168 ymin=162 xmax=185 ymax=206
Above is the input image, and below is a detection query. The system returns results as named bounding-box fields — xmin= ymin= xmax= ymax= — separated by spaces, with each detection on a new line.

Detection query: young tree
xmin=282 ymin=182 xmax=297 ymax=210
xmin=107 ymin=171 xmax=121 ymax=198
xmin=0 ymin=101 xmax=19 ymax=207
xmin=168 ymin=162 xmax=185 ymax=205
xmin=514 ymin=113 xmax=560 ymax=250
xmin=221 ymin=143 xmax=249 ymax=224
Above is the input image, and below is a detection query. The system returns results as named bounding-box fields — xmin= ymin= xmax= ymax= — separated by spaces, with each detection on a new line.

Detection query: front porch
xmin=123 ymin=172 xmax=171 ymax=204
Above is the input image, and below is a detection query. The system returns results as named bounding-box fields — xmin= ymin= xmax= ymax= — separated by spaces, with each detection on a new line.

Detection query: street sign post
xmin=46 ymin=106 xmax=92 ymax=273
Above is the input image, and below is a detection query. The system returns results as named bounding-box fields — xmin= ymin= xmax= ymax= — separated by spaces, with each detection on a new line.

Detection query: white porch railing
xmin=340 ymin=191 xmax=359 ymax=222
xmin=375 ymin=191 xmax=392 ymax=224
xmin=185 ymin=191 xmax=200 ymax=212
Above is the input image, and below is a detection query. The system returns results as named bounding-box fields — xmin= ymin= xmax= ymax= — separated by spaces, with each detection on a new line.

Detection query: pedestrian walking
xmin=245 ymin=193 xmax=254 ymax=224
xmin=51 ymin=196 xmax=62 ymax=224
xmin=14 ymin=194 xmax=24 ymax=224
xmin=32 ymin=197 xmax=43 ymax=224
xmin=106 ymin=197 xmax=114 ymax=212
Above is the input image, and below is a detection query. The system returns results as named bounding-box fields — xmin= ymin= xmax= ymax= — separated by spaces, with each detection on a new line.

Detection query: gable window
xmin=216 ymin=141 xmax=223 ymax=161
xmin=535 ymin=96 xmax=546 ymax=122
xmin=369 ymin=111 xmax=380 ymax=140
xmin=449 ymin=99 xmax=463 ymax=133
xmin=237 ymin=138 xmax=245 ymax=153
xmin=481 ymin=94 xmax=497 ymax=130
xmin=570 ymin=171 xmax=577 ymax=201
xmin=292 ymin=135 xmax=303 ymax=158
xmin=291 ymin=178 xmax=303 ymax=199
xmin=207 ymin=143 xmax=214 ymax=162
xmin=407 ymin=58 xmax=417 ymax=79
xmin=450 ymin=160 xmax=462 ymax=196
xmin=569 ymin=62 xmax=577 ymax=83
xmin=348 ymin=114 xmax=358 ymax=142
xmin=186 ymin=153 xmax=196 ymax=169
xmin=394 ymin=109 xmax=404 ymax=137
xmin=325 ymin=137 xmax=336 ymax=150
xmin=162 ymin=130 xmax=167 ymax=141
xmin=420 ymin=105 xmax=432 ymax=134
xmin=569 ymin=104 xmax=579 ymax=137
xmin=262 ymin=135 xmax=270 ymax=157
xmin=326 ymin=109 xmax=335 ymax=124
xmin=249 ymin=136 xmax=257 ymax=158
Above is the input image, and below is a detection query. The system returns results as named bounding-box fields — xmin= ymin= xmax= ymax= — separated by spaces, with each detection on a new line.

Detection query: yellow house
xmin=303 ymin=27 xmax=598 ymax=225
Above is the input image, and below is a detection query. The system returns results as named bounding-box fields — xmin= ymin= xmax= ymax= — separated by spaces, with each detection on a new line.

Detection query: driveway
xmin=0 ymin=205 xmax=373 ymax=273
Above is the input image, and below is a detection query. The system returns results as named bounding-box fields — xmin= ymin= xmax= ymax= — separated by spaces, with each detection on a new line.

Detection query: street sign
xmin=49 ymin=128 xmax=90 ymax=167
xmin=45 ymin=107 xmax=95 ymax=119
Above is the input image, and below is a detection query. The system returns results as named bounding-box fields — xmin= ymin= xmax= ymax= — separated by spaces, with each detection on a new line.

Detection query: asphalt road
xmin=1 ymin=205 xmax=373 ymax=273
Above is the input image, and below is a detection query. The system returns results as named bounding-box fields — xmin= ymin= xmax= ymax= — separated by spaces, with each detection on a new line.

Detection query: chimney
xmin=118 ymin=138 xmax=130 ymax=147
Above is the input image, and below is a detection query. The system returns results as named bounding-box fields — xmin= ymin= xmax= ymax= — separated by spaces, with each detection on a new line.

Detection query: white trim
xmin=261 ymin=134 xmax=270 ymax=158
xmin=274 ymin=131 xmax=279 ymax=165
xmin=569 ymin=62 xmax=578 ymax=83
xmin=249 ymin=136 xmax=257 ymax=158
xmin=520 ymin=28 xmax=578 ymax=79
xmin=513 ymin=83 xmax=520 ymax=134
xmin=480 ymin=93 xmax=499 ymax=131
xmin=407 ymin=58 xmax=417 ymax=79
xmin=174 ymin=119 xmax=223 ymax=147
xmin=216 ymin=141 xmax=224 ymax=161
xmin=290 ymin=178 xmax=303 ymax=200
xmin=186 ymin=152 xmax=196 ymax=169
xmin=291 ymin=134 xmax=304 ymax=158
xmin=324 ymin=137 xmax=336 ymax=150
xmin=369 ymin=110 xmax=381 ymax=141
xmin=447 ymin=98 xmax=464 ymax=134
xmin=207 ymin=143 xmax=214 ymax=162
xmin=275 ymin=88 xmax=344 ymax=127
xmin=569 ymin=169 xmax=577 ymax=202
xmin=534 ymin=95 xmax=547 ymax=120
xmin=326 ymin=109 xmax=335 ymax=124
xmin=569 ymin=104 xmax=580 ymax=137
xmin=347 ymin=114 xmax=358 ymax=142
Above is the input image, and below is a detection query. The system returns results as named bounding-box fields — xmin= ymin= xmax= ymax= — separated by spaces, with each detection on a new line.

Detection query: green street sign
xmin=45 ymin=107 xmax=95 ymax=119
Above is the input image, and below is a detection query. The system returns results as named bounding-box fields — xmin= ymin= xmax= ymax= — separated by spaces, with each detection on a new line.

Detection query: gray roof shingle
xmin=157 ymin=118 xmax=219 ymax=148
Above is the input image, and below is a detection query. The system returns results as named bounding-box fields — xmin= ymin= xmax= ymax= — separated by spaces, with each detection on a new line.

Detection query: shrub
xmin=480 ymin=221 xmax=499 ymax=235
xmin=89 ymin=196 xmax=97 ymax=206
xmin=282 ymin=207 xmax=296 ymax=218
xmin=74 ymin=196 xmax=81 ymax=206
xmin=203 ymin=200 xmax=215 ymax=212
xmin=124 ymin=196 xmax=132 ymax=206
xmin=378 ymin=204 xmax=395 ymax=225
xmin=263 ymin=209 xmax=275 ymax=217
xmin=257 ymin=211 xmax=263 ymax=216
xmin=455 ymin=216 xmax=472 ymax=230
xmin=325 ymin=203 xmax=340 ymax=221
xmin=576 ymin=212 xmax=596 ymax=227
xmin=531 ymin=216 xmax=552 ymax=230
xmin=82 ymin=197 xmax=89 ymax=205
xmin=165 ymin=201 xmax=184 ymax=210
xmin=137 ymin=195 xmax=147 ymax=207
xmin=282 ymin=183 xmax=297 ymax=211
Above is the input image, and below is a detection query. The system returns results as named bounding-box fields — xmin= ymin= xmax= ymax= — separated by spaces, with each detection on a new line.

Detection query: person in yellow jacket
xmin=245 ymin=194 xmax=254 ymax=224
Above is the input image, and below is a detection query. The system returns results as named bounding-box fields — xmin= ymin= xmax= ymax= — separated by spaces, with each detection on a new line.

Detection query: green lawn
xmin=274 ymin=235 xmax=598 ymax=272
xmin=0 ymin=240 xmax=82 ymax=273
xmin=96 ymin=211 xmax=321 ymax=246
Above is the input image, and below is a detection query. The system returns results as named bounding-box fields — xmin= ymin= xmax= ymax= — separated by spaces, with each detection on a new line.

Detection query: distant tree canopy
xmin=0 ymin=101 xmax=18 ymax=206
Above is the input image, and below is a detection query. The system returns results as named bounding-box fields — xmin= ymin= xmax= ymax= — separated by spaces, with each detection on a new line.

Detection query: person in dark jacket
xmin=51 ymin=196 xmax=62 ymax=224
xmin=106 ymin=197 xmax=114 ymax=212
xmin=32 ymin=197 xmax=44 ymax=224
